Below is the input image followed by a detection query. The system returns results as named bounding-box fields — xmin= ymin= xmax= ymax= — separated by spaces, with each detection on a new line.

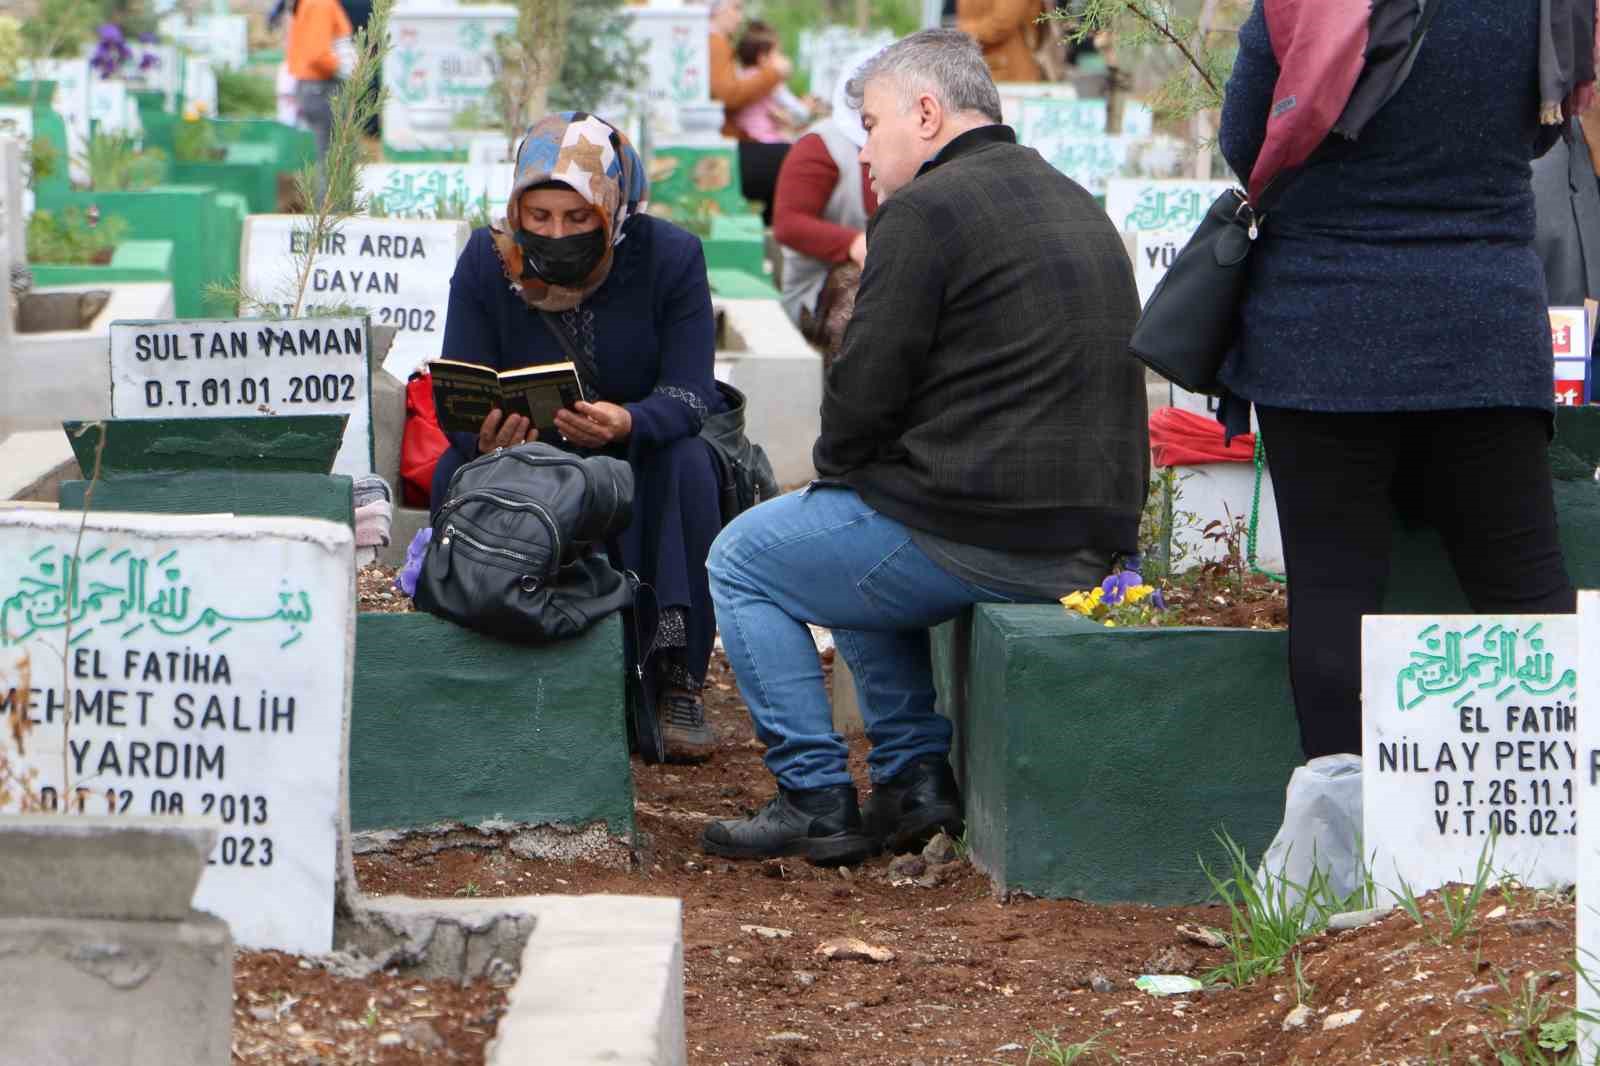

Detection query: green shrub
xmin=76 ymin=131 xmax=165 ymax=191
xmin=174 ymin=115 xmax=222 ymax=162
xmin=215 ymin=67 xmax=275 ymax=118
xmin=27 ymin=207 xmax=129 ymax=265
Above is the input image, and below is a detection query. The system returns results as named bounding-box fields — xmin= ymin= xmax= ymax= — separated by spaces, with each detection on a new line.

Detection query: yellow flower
xmin=1104 ymin=620 xmax=1117 ymax=627
xmin=1125 ymin=585 xmax=1153 ymax=604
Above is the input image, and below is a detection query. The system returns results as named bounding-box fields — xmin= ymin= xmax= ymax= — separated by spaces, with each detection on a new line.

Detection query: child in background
xmin=731 ymin=21 xmax=811 ymax=143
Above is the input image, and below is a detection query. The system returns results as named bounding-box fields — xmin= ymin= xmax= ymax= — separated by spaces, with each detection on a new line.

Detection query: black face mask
xmin=514 ymin=227 xmax=608 ymax=289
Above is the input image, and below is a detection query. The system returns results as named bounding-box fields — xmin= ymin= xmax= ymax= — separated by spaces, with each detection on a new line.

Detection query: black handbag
xmin=701 ymin=381 xmax=780 ymax=526
xmin=413 ymin=442 xmax=636 ymax=642
xmin=1127 ymin=187 xmax=1261 ymax=395
xmin=1129 ymin=0 xmax=1443 ymax=394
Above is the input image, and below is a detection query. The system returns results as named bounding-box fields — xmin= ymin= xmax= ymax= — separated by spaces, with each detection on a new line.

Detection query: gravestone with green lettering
xmin=383 ymin=5 xmax=516 ymax=153
xmin=241 ymin=216 xmax=469 ymax=378
xmin=1362 ymin=615 xmax=1579 ymax=897
xmin=0 ymin=508 xmax=354 ymax=954
xmin=108 ymin=317 xmax=374 ymax=479
xmin=1576 ymin=591 xmax=1600 ymax=1058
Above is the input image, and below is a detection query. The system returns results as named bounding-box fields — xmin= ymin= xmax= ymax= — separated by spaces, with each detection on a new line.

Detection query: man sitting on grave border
xmin=700 ymin=29 xmax=1149 ymax=866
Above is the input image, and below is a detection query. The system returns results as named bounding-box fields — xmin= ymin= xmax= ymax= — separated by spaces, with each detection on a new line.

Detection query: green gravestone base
xmin=350 ymin=612 xmax=634 ymax=836
xmin=30 ymin=186 xmax=240 ymax=317
xmin=172 ymin=144 xmax=282 ymax=214
xmin=707 ymin=267 xmax=780 ymax=301
xmin=702 ymin=212 xmax=766 ymax=277
xmin=932 ymin=606 xmax=1302 ymax=904
xmin=61 ymin=416 xmax=345 ymax=478
xmin=30 ymin=240 xmax=174 ymax=288
xmin=60 ymin=471 xmax=354 ymax=529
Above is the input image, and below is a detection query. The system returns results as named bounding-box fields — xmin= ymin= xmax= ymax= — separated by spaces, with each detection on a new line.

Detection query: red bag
xmin=1148 ymin=406 xmax=1255 ymax=468
xmin=400 ymin=371 xmax=449 ymax=508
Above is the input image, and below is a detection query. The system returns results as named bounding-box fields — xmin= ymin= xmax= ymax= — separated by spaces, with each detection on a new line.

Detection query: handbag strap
xmin=1254 ymin=0 xmax=1444 ymax=215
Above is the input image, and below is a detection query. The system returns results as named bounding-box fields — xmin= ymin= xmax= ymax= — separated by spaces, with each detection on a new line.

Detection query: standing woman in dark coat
xmin=433 ymin=112 xmax=727 ymax=764
xmin=1218 ymin=0 xmax=1583 ymax=760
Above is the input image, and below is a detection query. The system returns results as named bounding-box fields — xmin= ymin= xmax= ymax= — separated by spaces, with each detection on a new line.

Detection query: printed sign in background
xmin=108 ymin=317 xmax=374 ymax=479
xmin=1551 ymin=306 xmax=1590 ymax=406
xmin=0 ymin=511 xmax=352 ymax=955
xmin=241 ymin=216 xmax=470 ymax=379
xmin=1106 ymin=179 xmax=1235 ymax=236
xmin=1363 ymin=615 xmax=1579 ymax=899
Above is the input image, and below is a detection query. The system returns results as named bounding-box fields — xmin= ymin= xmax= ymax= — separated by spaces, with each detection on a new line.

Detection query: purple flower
xmin=396 ymin=527 xmax=432 ymax=597
xmin=138 ymin=31 xmax=158 ymax=44
xmin=139 ymin=52 xmax=159 ymax=71
xmin=1151 ymin=588 xmax=1167 ymax=611
xmin=98 ymin=23 xmax=125 ymax=43
xmin=1100 ymin=570 xmax=1143 ymax=606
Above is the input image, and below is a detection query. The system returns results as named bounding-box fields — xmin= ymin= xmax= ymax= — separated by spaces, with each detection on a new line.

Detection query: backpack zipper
xmin=436 ymin=490 xmax=563 ymax=567
xmin=441 ymin=524 xmax=543 ymax=569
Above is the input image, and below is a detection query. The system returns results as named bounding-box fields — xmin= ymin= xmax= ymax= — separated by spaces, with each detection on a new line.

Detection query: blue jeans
xmin=708 ymin=485 xmax=1038 ymax=791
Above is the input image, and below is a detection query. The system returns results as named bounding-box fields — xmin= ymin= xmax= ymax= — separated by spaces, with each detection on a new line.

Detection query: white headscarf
xmin=831 ymin=47 xmax=884 ymax=149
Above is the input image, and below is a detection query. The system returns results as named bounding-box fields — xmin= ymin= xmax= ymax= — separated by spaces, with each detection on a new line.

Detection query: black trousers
xmin=737 ymin=140 xmax=790 ymax=226
xmin=1256 ymin=405 xmax=1575 ymax=759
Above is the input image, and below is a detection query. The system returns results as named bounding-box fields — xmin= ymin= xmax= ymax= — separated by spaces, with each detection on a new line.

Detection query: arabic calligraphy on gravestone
xmin=108 ymin=317 xmax=373 ymax=479
xmin=361 ymin=164 xmax=515 ymax=220
xmin=1363 ymin=616 xmax=1578 ymax=898
xmin=0 ymin=511 xmax=351 ymax=955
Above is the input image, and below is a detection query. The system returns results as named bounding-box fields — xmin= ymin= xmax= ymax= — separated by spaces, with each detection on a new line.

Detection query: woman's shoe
xmin=661 ymin=690 xmax=717 ymax=763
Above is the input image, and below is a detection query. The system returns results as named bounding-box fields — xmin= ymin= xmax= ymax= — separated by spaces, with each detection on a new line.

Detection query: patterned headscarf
xmin=491 ymin=111 xmax=651 ymax=312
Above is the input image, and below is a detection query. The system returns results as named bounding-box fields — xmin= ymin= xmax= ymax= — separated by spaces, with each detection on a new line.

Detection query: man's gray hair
xmin=846 ymin=29 xmax=1002 ymax=124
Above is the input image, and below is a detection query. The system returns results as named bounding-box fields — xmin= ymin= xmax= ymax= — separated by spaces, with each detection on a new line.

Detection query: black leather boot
xmin=863 ymin=754 xmax=965 ymax=854
xmin=700 ymin=784 xmax=877 ymax=866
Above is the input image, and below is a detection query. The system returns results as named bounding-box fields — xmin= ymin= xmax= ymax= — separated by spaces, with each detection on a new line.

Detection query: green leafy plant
xmin=1200 ymin=832 xmax=1369 ymax=989
xmin=487 ymin=0 xmax=571 ymax=160
xmin=27 ymin=207 xmax=128 ymax=265
xmin=545 ymin=0 xmax=645 ymax=117
xmin=206 ymin=0 xmax=393 ymax=318
xmin=26 ymin=134 xmax=58 ymax=188
xmin=1139 ymin=467 xmax=1199 ymax=582
xmin=75 ymin=130 xmax=165 ymax=191
xmin=215 ymin=68 xmax=275 ymax=118
xmin=1045 ymin=0 xmax=1244 ymax=126
xmin=174 ymin=112 xmax=222 ymax=163
xmin=1026 ymin=1030 xmax=1120 ymax=1065
xmin=20 ymin=0 xmax=99 ymax=61
xmin=455 ymin=880 xmax=482 ymax=897
xmin=1394 ymin=835 xmax=1497 ymax=946
xmin=0 ymin=16 xmax=22 ymax=88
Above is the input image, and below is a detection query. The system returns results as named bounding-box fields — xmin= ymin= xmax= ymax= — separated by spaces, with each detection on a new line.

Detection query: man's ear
xmin=917 ymin=91 xmax=943 ymax=140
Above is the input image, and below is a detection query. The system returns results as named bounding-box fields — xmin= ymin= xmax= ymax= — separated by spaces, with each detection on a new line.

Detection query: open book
xmin=428 ymin=359 xmax=587 ymax=436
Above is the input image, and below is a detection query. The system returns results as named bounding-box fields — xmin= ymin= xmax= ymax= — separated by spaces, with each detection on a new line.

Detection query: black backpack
xmin=414 ymin=443 xmax=635 ymax=642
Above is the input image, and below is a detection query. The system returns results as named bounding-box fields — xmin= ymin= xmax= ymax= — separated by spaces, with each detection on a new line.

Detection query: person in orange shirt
xmin=957 ymin=0 xmax=1044 ymax=83
xmin=286 ymin=0 xmax=354 ymax=181
xmin=708 ymin=0 xmax=793 ymax=224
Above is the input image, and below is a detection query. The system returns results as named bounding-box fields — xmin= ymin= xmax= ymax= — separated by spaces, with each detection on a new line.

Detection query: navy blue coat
xmin=1218 ymin=0 xmax=1554 ymax=416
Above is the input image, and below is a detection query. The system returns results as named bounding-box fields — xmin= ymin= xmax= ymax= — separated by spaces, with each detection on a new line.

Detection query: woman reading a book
xmin=433 ymin=111 xmax=727 ymax=765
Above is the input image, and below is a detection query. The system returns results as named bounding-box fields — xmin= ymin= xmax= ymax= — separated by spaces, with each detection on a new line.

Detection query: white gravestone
xmin=361 ymin=162 xmax=514 ymax=219
xmin=800 ymin=26 xmax=893 ymax=105
xmin=182 ymin=55 xmax=219 ymax=116
xmin=1576 ymin=591 xmax=1600 ymax=1057
xmin=383 ymin=5 xmax=517 ymax=153
xmin=1363 ymin=615 xmax=1579 ymax=898
xmin=159 ymin=13 xmax=249 ymax=71
xmin=89 ymin=79 xmax=137 ymax=137
xmin=241 ymin=216 xmax=471 ymax=379
xmin=0 ymin=509 xmax=354 ymax=955
xmin=108 ymin=317 xmax=375 ymax=479
xmin=0 ymin=109 xmax=35 ymax=215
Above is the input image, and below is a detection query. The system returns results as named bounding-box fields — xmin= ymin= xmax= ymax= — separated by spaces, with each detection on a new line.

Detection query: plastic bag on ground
xmin=1255 ymin=754 xmax=1363 ymax=907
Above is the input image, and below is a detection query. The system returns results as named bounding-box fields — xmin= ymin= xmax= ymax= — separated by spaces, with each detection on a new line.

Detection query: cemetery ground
xmin=342 ymin=579 xmax=1571 ymax=1066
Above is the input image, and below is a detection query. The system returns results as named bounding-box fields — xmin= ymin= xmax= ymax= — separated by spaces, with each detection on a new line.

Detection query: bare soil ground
xmin=346 ymin=653 xmax=1578 ymax=1066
